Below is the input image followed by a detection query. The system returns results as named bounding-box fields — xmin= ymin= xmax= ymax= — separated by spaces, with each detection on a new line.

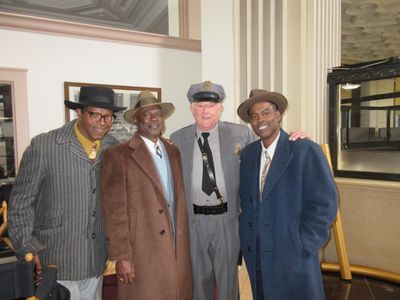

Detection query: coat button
xmin=92 ymin=211 xmax=96 ymax=217
xmin=92 ymin=188 xmax=96 ymax=194
xmin=247 ymin=246 xmax=252 ymax=252
xmin=160 ymin=230 xmax=165 ymax=235
xmin=248 ymin=222 xmax=252 ymax=227
xmin=92 ymin=233 xmax=96 ymax=239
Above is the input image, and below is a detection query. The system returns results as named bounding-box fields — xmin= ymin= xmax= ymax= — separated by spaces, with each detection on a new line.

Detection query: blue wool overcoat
xmin=239 ymin=129 xmax=338 ymax=300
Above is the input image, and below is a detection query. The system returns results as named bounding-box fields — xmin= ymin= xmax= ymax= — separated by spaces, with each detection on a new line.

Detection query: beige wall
xmin=324 ymin=178 xmax=400 ymax=274
xmin=0 ymin=26 xmax=201 ymax=154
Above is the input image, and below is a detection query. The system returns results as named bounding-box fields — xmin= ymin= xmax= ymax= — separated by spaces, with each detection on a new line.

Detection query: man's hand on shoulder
xmin=288 ymin=130 xmax=310 ymax=141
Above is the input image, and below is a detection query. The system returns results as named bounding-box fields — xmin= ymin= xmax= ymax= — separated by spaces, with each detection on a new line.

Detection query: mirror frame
xmin=327 ymin=57 xmax=400 ymax=181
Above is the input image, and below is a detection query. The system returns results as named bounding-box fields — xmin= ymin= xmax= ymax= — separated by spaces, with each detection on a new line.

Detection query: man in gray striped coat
xmin=8 ymin=86 xmax=126 ymax=299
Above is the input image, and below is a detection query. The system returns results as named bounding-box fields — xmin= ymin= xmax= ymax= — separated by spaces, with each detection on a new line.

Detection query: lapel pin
xmin=234 ymin=143 xmax=241 ymax=155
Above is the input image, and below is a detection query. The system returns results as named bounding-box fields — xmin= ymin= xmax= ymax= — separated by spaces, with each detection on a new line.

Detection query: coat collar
xmin=55 ymin=120 xmax=118 ymax=165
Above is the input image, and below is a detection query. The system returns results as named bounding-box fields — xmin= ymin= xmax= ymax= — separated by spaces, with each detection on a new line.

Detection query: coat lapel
xmin=249 ymin=141 xmax=263 ymax=210
xmin=262 ymin=130 xmax=293 ymax=201
xmin=218 ymin=122 xmax=232 ymax=197
xmin=128 ymin=133 xmax=166 ymax=200
xmin=161 ymin=137 xmax=179 ymax=211
xmin=179 ymin=125 xmax=196 ymax=194
xmin=56 ymin=120 xmax=90 ymax=162
xmin=93 ymin=134 xmax=118 ymax=168
xmin=161 ymin=137 xmax=178 ymax=186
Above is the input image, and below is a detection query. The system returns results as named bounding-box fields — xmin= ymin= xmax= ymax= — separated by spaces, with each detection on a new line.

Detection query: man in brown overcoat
xmin=100 ymin=91 xmax=193 ymax=300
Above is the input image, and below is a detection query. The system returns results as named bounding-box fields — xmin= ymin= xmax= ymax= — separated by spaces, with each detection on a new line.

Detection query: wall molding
xmin=0 ymin=11 xmax=201 ymax=52
xmin=336 ymin=177 xmax=400 ymax=191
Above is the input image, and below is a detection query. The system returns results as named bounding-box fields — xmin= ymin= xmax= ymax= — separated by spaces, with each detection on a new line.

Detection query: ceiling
xmin=341 ymin=0 xmax=400 ymax=64
xmin=0 ymin=0 xmax=169 ymax=35
xmin=0 ymin=0 xmax=399 ymax=65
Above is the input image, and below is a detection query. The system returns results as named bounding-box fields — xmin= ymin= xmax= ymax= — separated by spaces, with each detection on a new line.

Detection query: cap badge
xmin=203 ymin=81 xmax=213 ymax=90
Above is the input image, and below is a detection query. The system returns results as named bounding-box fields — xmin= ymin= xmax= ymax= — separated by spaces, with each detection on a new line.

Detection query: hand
xmin=33 ymin=254 xmax=43 ymax=285
xmin=289 ymin=130 xmax=310 ymax=141
xmin=116 ymin=260 xmax=135 ymax=284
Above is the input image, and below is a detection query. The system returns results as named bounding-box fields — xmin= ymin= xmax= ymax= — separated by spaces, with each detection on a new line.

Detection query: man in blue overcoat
xmin=236 ymin=89 xmax=338 ymax=300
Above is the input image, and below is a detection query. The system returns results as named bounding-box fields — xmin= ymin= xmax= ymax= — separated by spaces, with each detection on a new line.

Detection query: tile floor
xmin=238 ymin=264 xmax=400 ymax=300
xmin=103 ymin=264 xmax=400 ymax=299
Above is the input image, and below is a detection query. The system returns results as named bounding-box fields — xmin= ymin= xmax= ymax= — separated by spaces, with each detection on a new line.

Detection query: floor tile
xmin=323 ymin=273 xmax=374 ymax=300
xmin=239 ymin=267 xmax=400 ymax=300
xmin=367 ymin=276 xmax=400 ymax=300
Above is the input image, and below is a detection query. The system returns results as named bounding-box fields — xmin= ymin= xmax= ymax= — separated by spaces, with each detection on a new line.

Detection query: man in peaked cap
xmin=170 ymin=81 xmax=306 ymax=300
xmin=8 ymin=86 xmax=126 ymax=299
xmin=100 ymin=91 xmax=193 ymax=299
xmin=237 ymin=89 xmax=338 ymax=299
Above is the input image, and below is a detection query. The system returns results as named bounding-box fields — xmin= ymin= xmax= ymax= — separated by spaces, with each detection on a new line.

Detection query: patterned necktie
xmin=201 ymin=132 xmax=215 ymax=195
xmin=260 ymin=151 xmax=271 ymax=198
xmin=155 ymin=144 xmax=163 ymax=159
xmin=89 ymin=143 xmax=97 ymax=160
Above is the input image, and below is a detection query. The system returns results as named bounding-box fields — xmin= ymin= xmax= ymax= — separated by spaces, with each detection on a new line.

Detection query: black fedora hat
xmin=64 ymin=86 xmax=126 ymax=112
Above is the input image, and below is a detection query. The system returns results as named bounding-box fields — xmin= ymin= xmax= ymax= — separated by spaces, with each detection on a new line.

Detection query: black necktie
xmin=201 ymin=132 xmax=215 ymax=195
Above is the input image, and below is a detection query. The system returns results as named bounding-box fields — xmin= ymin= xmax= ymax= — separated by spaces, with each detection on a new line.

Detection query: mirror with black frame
xmin=328 ymin=57 xmax=400 ymax=181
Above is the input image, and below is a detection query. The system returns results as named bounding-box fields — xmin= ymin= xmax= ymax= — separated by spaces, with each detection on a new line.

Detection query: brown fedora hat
xmin=237 ymin=89 xmax=288 ymax=122
xmin=64 ymin=86 xmax=126 ymax=112
xmin=124 ymin=90 xmax=174 ymax=124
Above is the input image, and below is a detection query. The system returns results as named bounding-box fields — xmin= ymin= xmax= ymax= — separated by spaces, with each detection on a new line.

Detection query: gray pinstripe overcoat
xmin=8 ymin=120 xmax=118 ymax=280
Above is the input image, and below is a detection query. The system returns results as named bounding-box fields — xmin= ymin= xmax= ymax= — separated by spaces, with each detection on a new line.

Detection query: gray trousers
xmin=58 ymin=276 xmax=103 ymax=300
xmin=191 ymin=213 xmax=240 ymax=300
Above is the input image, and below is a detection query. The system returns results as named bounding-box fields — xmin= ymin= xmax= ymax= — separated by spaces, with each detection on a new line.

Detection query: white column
xmin=285 ymin=0 xmax=341 ymax=143
xmin=201 ymin=0 xmax=236 ymax=122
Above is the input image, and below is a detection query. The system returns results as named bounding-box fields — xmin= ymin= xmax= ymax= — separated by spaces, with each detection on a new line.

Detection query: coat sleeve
xmin=300 ymin=144 xmax=338 ymax=255
xmin=8 ymin=137 xmax=46 ymax=256
xmin=100 ymin=147 xmax=134 ymax=261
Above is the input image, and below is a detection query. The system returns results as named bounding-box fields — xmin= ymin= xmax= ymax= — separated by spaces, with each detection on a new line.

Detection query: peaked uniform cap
xmin=187 ymin=80 xmax=225 ymax=103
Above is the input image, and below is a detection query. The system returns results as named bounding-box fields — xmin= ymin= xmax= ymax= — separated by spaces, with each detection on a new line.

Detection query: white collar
xmin=140 ymin=135 xmax=162 ymax=156
xmin=260 ymin=131 xmax=280 ymax=160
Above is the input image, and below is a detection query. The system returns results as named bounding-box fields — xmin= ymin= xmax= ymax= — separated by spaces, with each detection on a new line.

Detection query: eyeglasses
xmin=84 ymin=109 xmax=116 ymax=124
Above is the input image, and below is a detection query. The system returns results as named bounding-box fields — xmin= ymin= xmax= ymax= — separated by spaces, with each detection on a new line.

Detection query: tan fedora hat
xmin=237 ymin=89 xmax=288 ymax=123
xmin=124 ymin=90 xmax=175 ymax=124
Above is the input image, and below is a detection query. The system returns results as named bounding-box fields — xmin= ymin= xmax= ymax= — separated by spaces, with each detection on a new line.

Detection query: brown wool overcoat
xmin=100 ymin=133 xmax=193 ymax=300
